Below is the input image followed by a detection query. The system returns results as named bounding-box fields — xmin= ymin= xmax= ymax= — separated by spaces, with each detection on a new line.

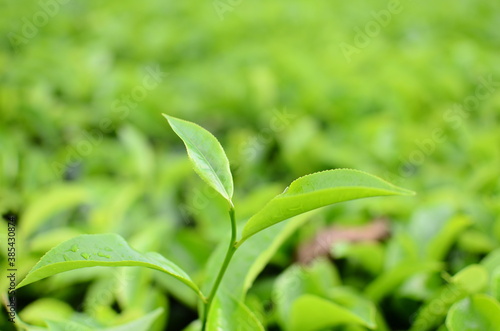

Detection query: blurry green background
xmin=1 ymin=0 xmax=499 ymax=330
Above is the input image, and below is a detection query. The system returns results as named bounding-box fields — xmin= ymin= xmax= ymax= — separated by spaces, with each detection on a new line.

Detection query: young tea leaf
xmin=239 ymin=169 xmax=414 ymax=244
xmin=163 ymin=115 xmax=233 ymax=205
xmin=16 ymin=234 xmax=204 ymax=300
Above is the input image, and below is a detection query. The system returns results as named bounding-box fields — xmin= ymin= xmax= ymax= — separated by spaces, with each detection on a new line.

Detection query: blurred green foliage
xmin=1 ymin=0 xmax=499 ymax=330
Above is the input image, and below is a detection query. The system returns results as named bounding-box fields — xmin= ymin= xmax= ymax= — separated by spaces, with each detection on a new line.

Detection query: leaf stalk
xmin=201 ymin=207 xmax=238 ymax=331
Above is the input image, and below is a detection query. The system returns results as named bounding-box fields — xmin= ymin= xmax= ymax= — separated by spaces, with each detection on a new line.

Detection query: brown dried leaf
xmin=296 ymin=218 xmax=390 ymax=265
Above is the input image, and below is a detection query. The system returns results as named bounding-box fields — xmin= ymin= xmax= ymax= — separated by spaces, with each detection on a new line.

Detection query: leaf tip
xmin=15 ymin=279 xmax=27 ymax=290
xmin=161 ymin=113 xmax=174 ymax=122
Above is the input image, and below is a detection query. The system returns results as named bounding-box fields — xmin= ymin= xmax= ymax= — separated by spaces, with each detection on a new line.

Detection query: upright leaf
xmin=163 ymin=115 xmax=233 ymax=205
xmin=16 ymin=234 xmax=204 ymax=300
xmin=239 ymin=169 xmax=414 ymax=244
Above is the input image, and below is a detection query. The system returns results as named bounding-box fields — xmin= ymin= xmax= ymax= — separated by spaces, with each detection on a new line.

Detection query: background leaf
xmin=206 ymin=292 xmax=265 ymax=331
xmin=45 ymin=307 xmax=164 ymax=331
xmin=426 ymin=215 xmax=471 ymax=261
xmin=19 ymin=298 xmax=73 ymax=326
xmin=409 ymin=264 xmax=489 ymax=331
xmin=446 ymin=294 xmax=500 ymax=331
xmin=365 ymin=261 xmax=442 ymax=303
xmin=19 ymin=184 xmax=88 ymax=241
xmin=273 ymin=259 xmax=341 ymax=329
xmin=289 ymin=293 xmax=376 ymax=331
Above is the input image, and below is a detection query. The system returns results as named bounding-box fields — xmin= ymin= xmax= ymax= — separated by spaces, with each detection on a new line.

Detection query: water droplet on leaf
xmin=71 ymin=245 xmax=79 ymax=252
xmin=98 ymin=252 xmax=111 ymax=258
xmin=81 ymin=253 xmax=90 ymax=260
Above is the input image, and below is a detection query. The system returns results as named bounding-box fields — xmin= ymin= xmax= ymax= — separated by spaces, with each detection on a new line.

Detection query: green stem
xmin=201 ymin=207 xmax=237 ymax=331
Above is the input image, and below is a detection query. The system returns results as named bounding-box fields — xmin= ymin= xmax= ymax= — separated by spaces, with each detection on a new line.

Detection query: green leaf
xmin=239 ymin=169 xmax=414 ymax=244
xmin=22 ymin=326 xmax=48 ymax=331
xmin=492 ymin=268 xmax=500 ymax=301
xmin=365 ymin=261 xmax=442 ymax=302
xmin=101 ymin=307 xmax=164 ymax=331
xmin=480 ymin=248 xmax=500 ymax=298
xmin=446 ymin=294 xmax=500 ymax=331
xmin=273 ymin=259 xmax=341 ymax=329
xmin=45 ymin=308 xmax=164 ymax=331
xmin=19 ymin=298 xmax=73 ymax=326
xmin=481 ymin=248 xmax=500 ymax=274
xmin=16 ymin=234 xmax=204 ymax=300
xmin=29 ymin=227 xmax=84 ymax=253
xmin=406 ymin=206 xmax=453 ymax=259
xmin=182 ymin=320 xmax=201 ymax=331
xmin=451 ymin=264 xmax=489 ymax=294
xmin=20 ymin=184 xmax=88 ymax=240
xmin=458 ymin=229 xmax=497 ymax=254
xmin=409 ymin=265 xmax=488 ymax=331
xmin=206 ymin=291 xmax=265 ymax=331
xmin=118 ymin=125 xmax=154 ymax=180
xmin=329 ymin=288 xmax=378 ymax=328
xmin=426 ymin=215 xmax=471 ymax=261
xmin=290 ymin=293 xmax=376 ymax=331
xmin=46 ymin=321 xmax=92 ymax=331
xmin=334 ymin=241 xmax=385 ymax=275
xmin=163 ymin=115 xmax=233 ymax=205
